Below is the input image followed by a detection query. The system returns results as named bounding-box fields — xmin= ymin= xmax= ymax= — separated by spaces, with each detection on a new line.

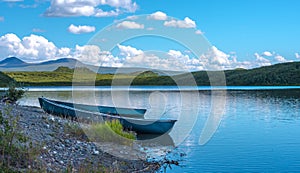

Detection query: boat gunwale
xmin=46 ymin=98 xmax=146 ymax=112
xmin=39 ymin=97 xmax=177 ymax=123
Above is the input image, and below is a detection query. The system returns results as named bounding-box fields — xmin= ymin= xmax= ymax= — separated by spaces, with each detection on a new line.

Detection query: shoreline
xmin=0 ymin=103 xmax=161 ymax=172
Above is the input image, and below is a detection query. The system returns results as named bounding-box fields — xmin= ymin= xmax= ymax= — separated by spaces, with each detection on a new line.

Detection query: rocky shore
xmin=0 ymin=103 xmax=161 ymax=172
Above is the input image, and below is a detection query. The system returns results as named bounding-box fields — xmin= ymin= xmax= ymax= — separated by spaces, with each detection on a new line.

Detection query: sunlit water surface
xmin=13 ymin=86 xmax=300 ymax=172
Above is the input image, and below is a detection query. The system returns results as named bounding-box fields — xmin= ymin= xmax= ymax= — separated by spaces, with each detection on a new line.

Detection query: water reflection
xmin=17 ymin=88 xmax=300 ymax=172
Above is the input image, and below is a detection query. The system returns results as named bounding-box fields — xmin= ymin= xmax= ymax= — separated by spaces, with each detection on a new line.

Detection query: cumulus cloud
xmin=94 ymin=9 xmax=120 ymax=17
xmin=117 ymin=44 xmax=203 ymax=71
xmin=295 ymin=53 xmax=300 ymax=59
xmin=116 ymin=21 xmax=144 ymax=29
xmin=57 ymin=47 xmax=71 ymax=57
xmin=274 ymin=55 xmax=288 ymax=63
xmin=199 ymin=46 xmax=232 ymax=70
xmin=148 ymin=11 xmax=167 ymax=20
xmin=68 ymin=24 xmax=95 ymax=34
xmin=74 ymin=45 xmax=122 ymax=67
xmin=164 ymin=17 xmax=196 ymax=28
xmin=0 ymin=33 xmax=294 ymax=70
xmin=0 ymin=33 xmax=59 ymax=62
xmin=117 ymin=44 xmax=143 ymax=57
xmin=262 ymin=51 xmax=273 ymax=57
xmin=0 ymin=33 xmax=122 ymax=66
xmin=44 ymin=0 xmax=137 ymax=17
xmin=0 ymin=16 xmax=4 ymax=22
xmin=254 ymin=53 xmax=272 ymax=67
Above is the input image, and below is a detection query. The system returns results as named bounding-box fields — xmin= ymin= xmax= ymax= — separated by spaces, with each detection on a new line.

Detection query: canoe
xmin=38 ymin=97 xmax=177 ymax=134
xmin=42 ymin=98 xmax=146 ymax=118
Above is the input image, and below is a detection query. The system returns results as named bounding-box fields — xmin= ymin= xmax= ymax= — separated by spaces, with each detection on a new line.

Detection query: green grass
xmin=64 ymin=119 xmax=135 ymax=145
xmin=4 ymin=71 xmax=136 ymax=86
xmin=85 ymin=120 xmax=135 ymax=145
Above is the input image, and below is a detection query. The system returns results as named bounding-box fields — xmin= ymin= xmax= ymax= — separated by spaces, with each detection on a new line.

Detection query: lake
xmin=13 ymin=86 xmax=300 ymax=172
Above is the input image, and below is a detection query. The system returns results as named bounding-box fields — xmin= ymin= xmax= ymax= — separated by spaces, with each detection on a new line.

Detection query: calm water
xmin=14 ymin=87 xmax=300 ymax=172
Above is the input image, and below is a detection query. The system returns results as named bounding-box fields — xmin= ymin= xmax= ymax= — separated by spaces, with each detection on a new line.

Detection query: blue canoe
xmin=42 ymin=97 xmax=146 ymax=119
xmin=38 ymin=97 xmax=177 ymax=134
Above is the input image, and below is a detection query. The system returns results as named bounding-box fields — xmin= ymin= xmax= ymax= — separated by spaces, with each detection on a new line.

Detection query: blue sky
xmin=0 ymin=0 xmax=300 ymax=70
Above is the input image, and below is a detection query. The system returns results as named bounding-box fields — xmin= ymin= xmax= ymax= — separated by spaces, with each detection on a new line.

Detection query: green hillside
xmin=0 ymin=71 xmax=15 ymax=87
xmin=224 ymin=62 xmax=300 ymax=85
xmin=3 ymin=62 xmax=300 ymax=86
xmin=130 ymin=62 xmax=300 ymax=86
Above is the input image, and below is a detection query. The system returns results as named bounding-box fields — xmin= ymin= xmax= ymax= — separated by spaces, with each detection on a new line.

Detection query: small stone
xmin=93 ymin=150 xmax=99 ymax=155
xmin=113 ymin=161 xmax=118 ymax=166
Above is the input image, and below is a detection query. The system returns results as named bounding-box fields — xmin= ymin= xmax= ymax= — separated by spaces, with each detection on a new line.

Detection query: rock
xmin=93 ymin=150 xmax=99 ymax=155
xmin=0 ymin=103 xmax=160 ymax=173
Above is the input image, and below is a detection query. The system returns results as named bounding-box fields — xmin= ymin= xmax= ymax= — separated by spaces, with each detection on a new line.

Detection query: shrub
xmin=0 ymin=106 xmax=40 ymax=171
xmin=2 ymin=82 xmax=25 ymax=104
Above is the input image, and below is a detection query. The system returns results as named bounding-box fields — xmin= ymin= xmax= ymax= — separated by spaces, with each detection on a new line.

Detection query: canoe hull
xmin=38 ymin=97 xmax=176 ymax=134
xmin=46 ymin=98 xmax=146 ymax=118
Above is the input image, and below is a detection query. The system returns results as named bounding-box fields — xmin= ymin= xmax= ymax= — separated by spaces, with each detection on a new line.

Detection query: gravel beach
xmin=0 ymin=103 xmax=161 ymax=172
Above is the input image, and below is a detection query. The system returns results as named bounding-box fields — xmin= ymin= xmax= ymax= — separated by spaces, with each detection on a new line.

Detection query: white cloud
xmin=164 ymin=17 xmax=196 ymax=28
xmin=117 ymin=44 xmax=204 ymax=71
xmin=57 ymin=47 xmax=71 ymax=58
xmin=74 ymin=45 xmax=122 ymax=67
xmin=0 ymin=33 xmax=58 ymax=62
xmin=0 ymin=33 xmax=294 ymax=70
xmin=68 ymin=24 xmax=95 ymax=34
xmin=195 ymin=30 xmax=203 ymax=35
xmin=116 ymin=21 xmax=144 ymax=29
xmin=148 ymin=11 xmax=167 ymax=20
xmin=117 ymin=44 xmax=143 ymax=58
xmin=0 ymin=33 xmax=121 ymax=66
xmin=94 ymin=9 xmax=120 ymax=17
xmin=262 ymin=51 xmax=273 ymax=57
xmin=122 ymin=48 xmax=204 ymax=71
xmin=199 ymin=46 xmax=232 ymax=70
xmin=254 ymin=53 xmax=272 ymax=67
xmin=274 ymin=55 xmax=288 ymax=63
xmin=295 ymin=53 xmax=300 ymax=59
xmin=0 ymin=16 xmax=4 ymax=22
xmin=44 ymin=0 xmax=137 ymax=17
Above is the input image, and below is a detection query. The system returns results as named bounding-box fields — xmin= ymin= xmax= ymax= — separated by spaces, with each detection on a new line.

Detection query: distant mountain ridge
xmin=0 ymin=57 xmax=184 ymax=75
xmin=0 ymin=57 xmax=29 ymax=67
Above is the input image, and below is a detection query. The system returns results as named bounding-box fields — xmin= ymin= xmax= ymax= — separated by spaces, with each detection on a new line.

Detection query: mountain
xmin=0 ymin=57 xmax=28 ymax=67
xmin=39 ymin=58 xmax=80 ymax=65
xmin=0 ymin=57 xmax=184 ymax=75
xmin=0 ymin=57 xmax=93 ymax=72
